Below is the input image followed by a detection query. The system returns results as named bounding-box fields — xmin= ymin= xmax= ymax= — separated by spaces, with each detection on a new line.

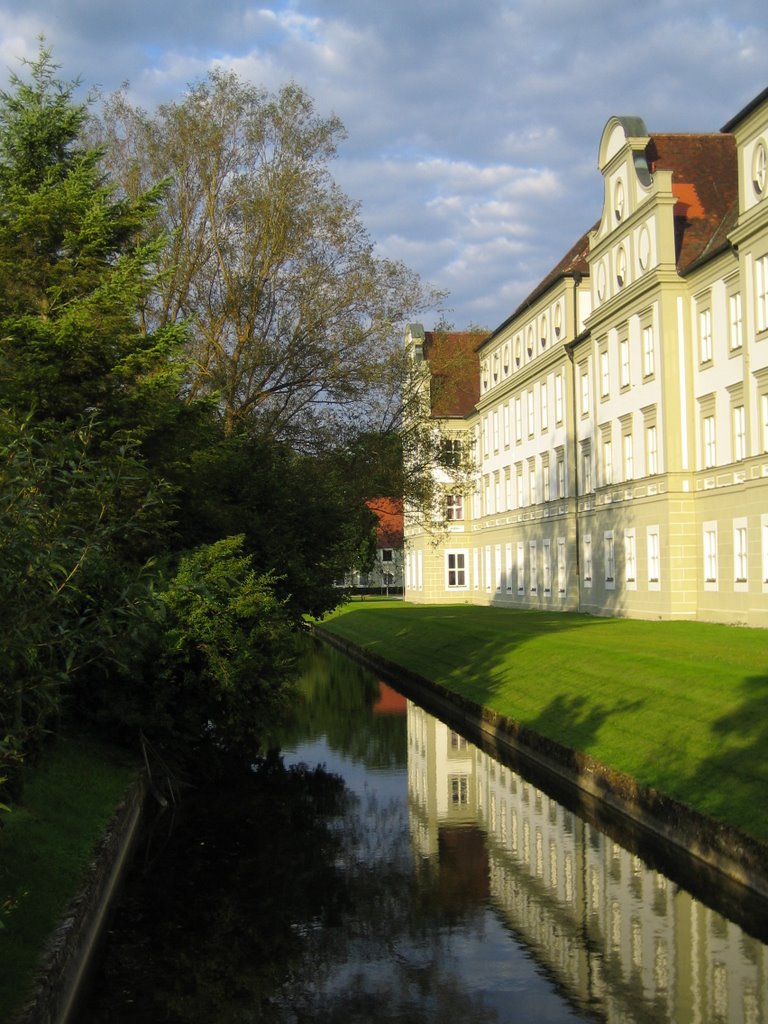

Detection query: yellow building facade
xmin=404 ymin=87 xmax=768 ymax=627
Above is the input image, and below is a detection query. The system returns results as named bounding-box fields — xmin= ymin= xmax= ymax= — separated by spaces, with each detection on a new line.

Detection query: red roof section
xmin=423 ymin=330 xmax=485 ymax=417
xmin=645 ymin=133 xmax=738 ymax=272
xmin=366 ymin=497 xmax=403 ymax=548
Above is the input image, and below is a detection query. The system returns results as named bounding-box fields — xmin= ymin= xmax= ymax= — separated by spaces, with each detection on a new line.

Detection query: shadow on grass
xmin=524 ymin=692 xmax=647 ymax=758
xmin=680 ymin=671 xmax=768 ymax=841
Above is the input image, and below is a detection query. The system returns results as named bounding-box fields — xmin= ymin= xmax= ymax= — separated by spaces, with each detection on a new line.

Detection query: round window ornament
xmin=554 ymin=303 xmax=563 ymax=337
xmin=753 ymin=139 xmax=767 ymax=198
xmin=638 ymin=225 xmax=651 ymax=270
xmin=614 ymin=178 xmax=625 ymax=222
xmin=597 ymin=261 xmax=607 ymax=301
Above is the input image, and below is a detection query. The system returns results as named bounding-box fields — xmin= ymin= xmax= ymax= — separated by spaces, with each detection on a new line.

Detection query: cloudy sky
xmin=1 ymin=1 xmax=767 ymax=330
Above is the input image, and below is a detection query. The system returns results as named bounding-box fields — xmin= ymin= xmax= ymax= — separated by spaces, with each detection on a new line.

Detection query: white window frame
xmin=543 ymin=539 xmax=552 ymax=596
xmin=529 ymin=540 xmax=538 ymax=594
xmin=623 ymin=432 xmax=634 ymax=481
xmin=446 ymin=493 xmax=464 ymax=521
xmin=704 ymin=414 xmax=716 ymax=469
xmin=517 ymin=541 xmax=525 ymax=595
xmin=647 ymin=527 xmax=661 ymax=590
xmin=555 ymin=373 xmax=564 ymax=423
xmin=603 ymin=439 xmax=613 ymax=486
xmin=527 ymin=390 xmax=535 ymax=437
xmin=757 ymin=255 xmax=768 ymax=334
xmin=729 ymin=292 xmax=743 ymax=351
xmin=620 ymin=338 xmax=630 ymax=388
xmin=646 ymin=425 xmax=658 ymax=476
xmin=604 ymin=531 xmax=616 ymax=590
xmin=624 ymin=529 xmax=637 ymax=589
xmin=642 ymin=325 xmax=655 ymax=378
xmin=540 ymin=380 xmax=549 ymax=432
xmin=703 ymin=521 xmax=718 ymax=591
xmin=583 ymin=534 xmax=593 ymax=587
xmin=699 ymin=307 xmax=713 ymax=364
xmin=446 ymin=550 xmax=469 ymax=590
xmin=733 ymin=405 xmax=746 ymax=462
xmin=734 ymin=519 xmax=748 ymax=590
xmin=600 ymin=349 xmax=610 ymax=398
xmin=557 ymin=537 xmax=566 ymax=596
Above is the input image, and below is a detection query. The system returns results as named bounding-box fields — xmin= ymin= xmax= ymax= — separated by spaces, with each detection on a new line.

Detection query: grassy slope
xmin=0 ymin=735 xmax=137 ymax=1018
xmin=318 ymin=601 xmax=768 ymax=842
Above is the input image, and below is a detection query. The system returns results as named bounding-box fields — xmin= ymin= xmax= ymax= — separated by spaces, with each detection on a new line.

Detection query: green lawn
xmin=0 ymin=735 xmax=137 ymax=1019
xmin=318 ymin=601 xmax=768 ymax=843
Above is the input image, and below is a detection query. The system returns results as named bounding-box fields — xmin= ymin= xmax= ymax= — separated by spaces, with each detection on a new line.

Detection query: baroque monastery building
xmin=404 ymin=87 xmax=768 ymax=627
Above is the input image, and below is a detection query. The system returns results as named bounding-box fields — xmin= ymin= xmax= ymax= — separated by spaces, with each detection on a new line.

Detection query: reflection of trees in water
xmin=81 ymin=757 xmax=498 ymax=1024
xmin=277 ymin=636 xmax=408 ymax=771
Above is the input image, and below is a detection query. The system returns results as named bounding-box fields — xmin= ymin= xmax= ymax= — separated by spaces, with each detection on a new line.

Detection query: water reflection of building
xmin=407 ymin=701 xmax=768 ymax=1023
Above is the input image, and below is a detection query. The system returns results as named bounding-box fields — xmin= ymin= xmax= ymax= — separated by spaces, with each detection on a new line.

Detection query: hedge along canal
xmin=75 ymin=634 xmax=768 ymax=1024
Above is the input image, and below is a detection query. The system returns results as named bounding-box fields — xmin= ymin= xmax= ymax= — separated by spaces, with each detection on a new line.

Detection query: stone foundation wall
xmin=13 ymin=775 xmax=148 ymax=1024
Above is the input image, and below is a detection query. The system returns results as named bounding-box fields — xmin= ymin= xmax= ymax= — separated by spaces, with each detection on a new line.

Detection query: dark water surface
xmin=79 ymin=638 xmax=768 ymax=1023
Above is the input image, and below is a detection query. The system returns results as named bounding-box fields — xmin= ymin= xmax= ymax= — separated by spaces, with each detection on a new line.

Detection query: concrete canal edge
xmin=12 ymin=774 xmax=149 ymax=1024
xmin=314 ymin=625 xmax=768 ymax=904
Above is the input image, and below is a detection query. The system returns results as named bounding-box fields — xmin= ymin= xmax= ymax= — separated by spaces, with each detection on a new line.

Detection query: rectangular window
xmin=729 ymin=292 xmax=743 ymax=350
xmin=624 ymin=433 xmax=634 ymax=481
xmin=646 ymin=426 xmax=658 ymax=475
xmin=505 ymin=468 xmax=512 ymax=510
xmin=600 ymin=350 xmax=610 ymax=397
xmin=757 ymin=255 xmax=768 ymax=334
xmin=540 ymin=381 xmax=549 ymax=431
xmin=625 ymin=531 xmax=636 ymax=584
xmin=503 ymin=403 xmax=510 ymax=447
xmin=516 ymin=466 xmax=524 ymax=508
xmin=648 ymin=528 xmax=660 ymax=586
xmin=505 ymin=543 xmax=513 ymax=592
xmin=494 ymin=473 xmax=501 ymax=513
xmin=557 ymin=538 xmax=566 ymax=595
xmin=482 ymin=417 xmax=489 ymax=458
xmin=555 ymin=374 xmax=564 ymax=423
xmin=581 ymin=369 xmax=590 ymax=416
xmin=734 ymin=523 xmax=748 ymax=584
xmin=620 ymin=338 xmax=630 ymax=388
xmin=517 ymin=541 xmax=525 ymax=595
xmin=529 ymin=463 xmax=537 ymax=505
xmin=557 ymin=456 xmax=565 ymax=498
xmin=543 ymin=462 xmax=551 ymax=501
xmin=529 ymin=541 xmax=538 ymax=594
xmin=704 ymin=414 xmax=716 ymax=469
xmin=495 ymin=544 xmax=502 ymax=592
xmin=583 ymin=534 xmax=593 ymax=585
xmin=446 ymin=494 xmax=464 ymax=521
xmin=484 ymin=546 xmax=492 ymax=592
xmin=603 ymin=439 xmax=613 ymax=486
xmin=604 ymin=532 xmax=615 ymax=587
xmin=763 ymin=517 xmax=768 ymax=586
xmin=382 ymin=548 xmax=393 ymax=562
xmin=704 ymin=525 xmax=718 ymax=584
xmin=493 ymin=410 xmax=499 ymax=452
xmin=642 ymin=325 xmax=655 ymax=377
xmin=515 ymin=398 xmax=522 ymax=443
xmin=527 ymin=390 xmax=535 ymax=436
xmin=699 ymin=308 xmax=713 ymax=363
xmin=446 ymin=551 xmax=467 ymax=588
xmin=733 ymin=405 xmax=746 ymax=462
xmin=582 ymin=446 xmax=592 ymax=493
xmin=763 ymin=394 xmax=768 ymax=454
xmin=543 ymin=540 xmax=552 ymax=595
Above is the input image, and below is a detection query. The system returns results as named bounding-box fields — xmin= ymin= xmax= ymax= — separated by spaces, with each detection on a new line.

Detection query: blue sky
xmin=2 ymin=1 xmax=767 ymax=330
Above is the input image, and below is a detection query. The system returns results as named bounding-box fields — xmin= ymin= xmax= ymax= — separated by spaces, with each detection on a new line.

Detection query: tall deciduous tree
xmin=95 ymin=71 xmax=439 ymax=446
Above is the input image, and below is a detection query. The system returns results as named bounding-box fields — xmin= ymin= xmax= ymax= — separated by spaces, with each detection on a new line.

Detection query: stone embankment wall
xmin=13 ymin=775 xmax=148 ymax=1024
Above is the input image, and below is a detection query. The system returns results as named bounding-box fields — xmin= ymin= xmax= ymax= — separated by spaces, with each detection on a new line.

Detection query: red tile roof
xmin=645 ymin=133 xmax=738 ymax=273
xmin=423 ymin=330 xmax=485 ymax=417
xmin=366 ymin=497 xmax=403 ymax=548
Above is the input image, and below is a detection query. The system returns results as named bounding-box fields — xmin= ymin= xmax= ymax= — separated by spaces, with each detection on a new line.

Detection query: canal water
xmin=79 ymin=637 xmax=768 ymax=1023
